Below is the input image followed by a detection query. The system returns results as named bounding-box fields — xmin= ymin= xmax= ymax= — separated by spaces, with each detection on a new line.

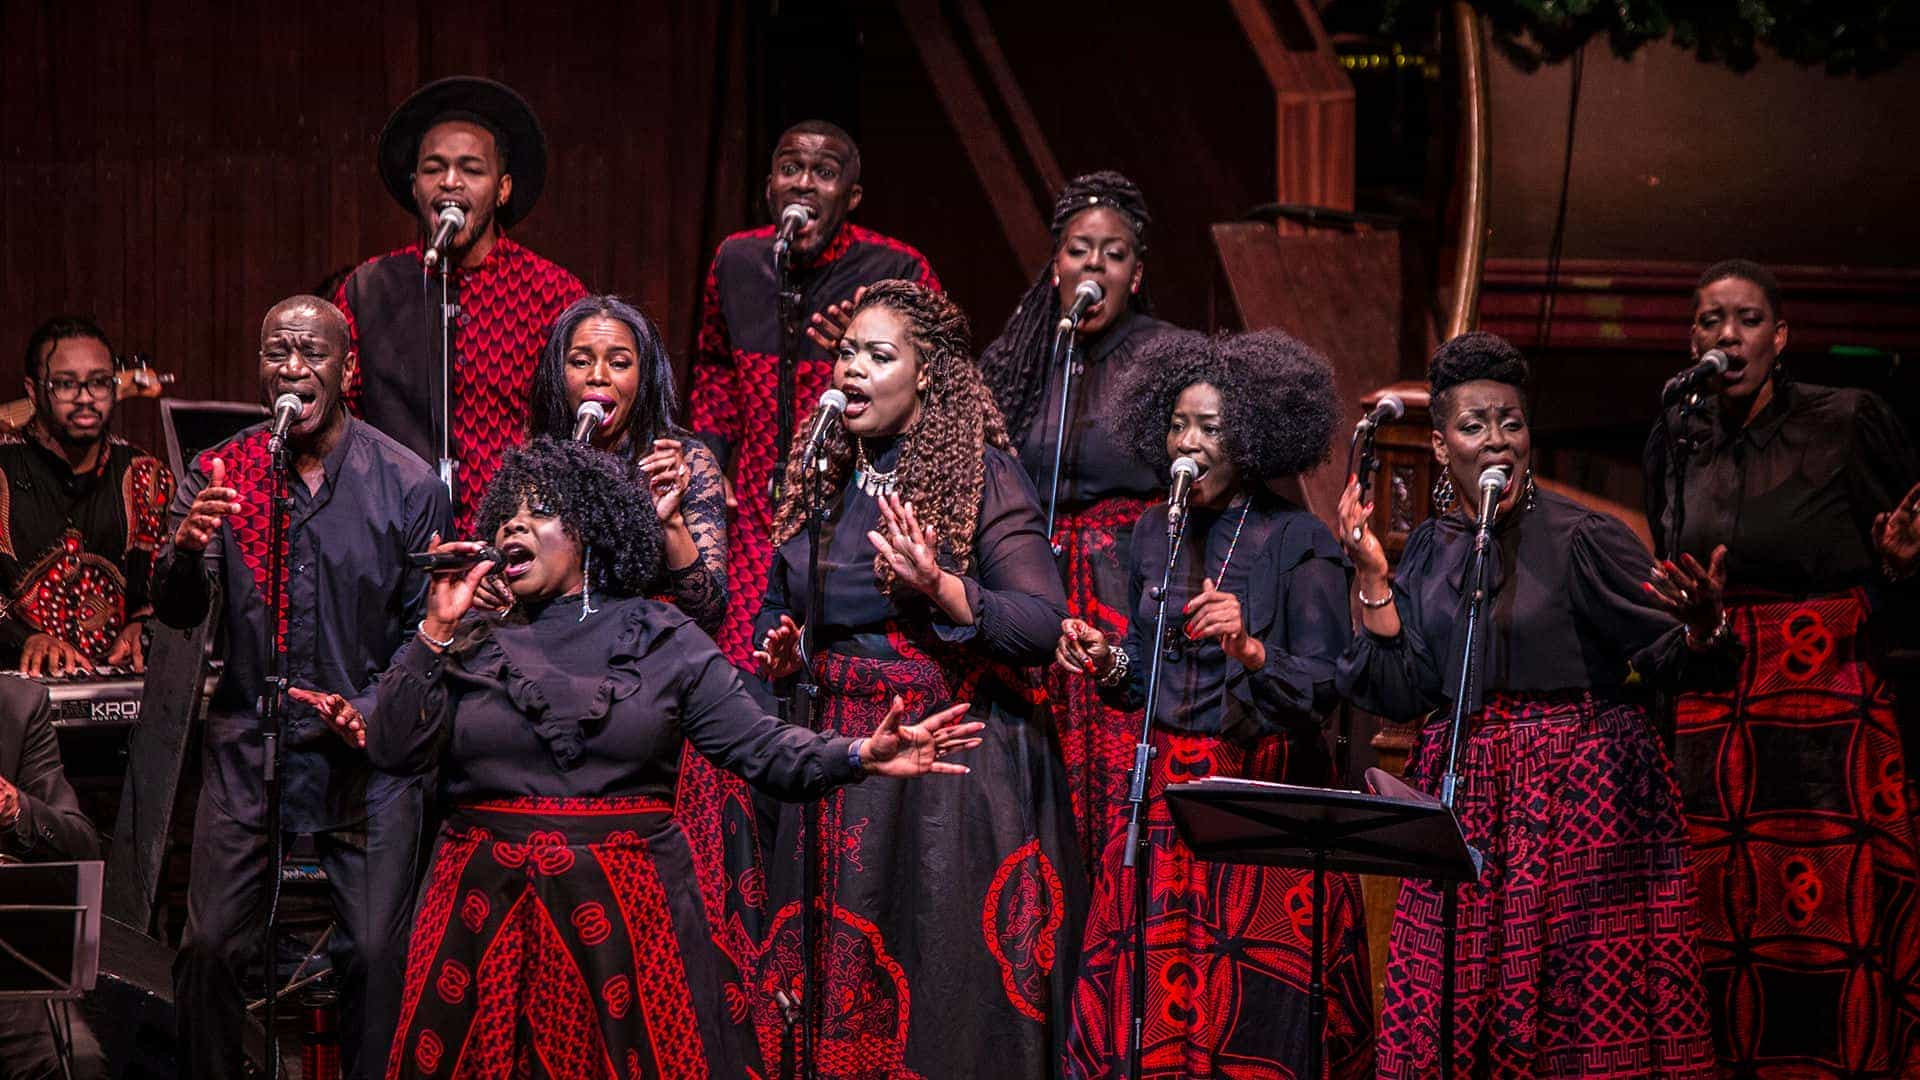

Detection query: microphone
xmin=1473 ymin=464 xmax=1511 ymax=543
xmin=772 ymin=203 xmax=813 ymax=265
xmin=571 ymin=400 xmax=609 ymax=443
xmin=422 ymin=205 xmax=466 ymax=271
xmin=1166 ymin=456 xmax=1201 ymax=539
xmin=1661 ymin=349 xmax=1729 ymax=406
xmin=801 ymin=388 xmax=848 ymax=471
xmin=407 ymin=545 xmax=504 ymax=572
xmin=269 ymin=393 xmax=302 ymax=442
xmin=1356 ymin=393 xmax=1405 ymax=432
xmin=1056 ymin=280 xmax=1105 ymax=333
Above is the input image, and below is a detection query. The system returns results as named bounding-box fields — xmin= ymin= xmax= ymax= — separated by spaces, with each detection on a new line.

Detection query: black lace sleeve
xmin=666 ymin=439 xmax=729 ymax=636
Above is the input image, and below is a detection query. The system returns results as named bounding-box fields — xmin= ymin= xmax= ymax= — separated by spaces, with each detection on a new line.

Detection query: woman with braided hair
xmin=753 ymin=279 xmax=1083 ymax=1076
xmin=1055 ymin=330 xmax=1374 ymax=1076
xmin=980 ymin=170 xmax=1187 ymax=870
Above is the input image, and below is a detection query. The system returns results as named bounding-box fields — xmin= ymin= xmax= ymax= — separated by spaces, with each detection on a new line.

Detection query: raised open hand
xmin=175 ymin=457 xmax=241 ymax=552
xmin=754 ymin=613 xmax=804 ymax=680
xmin=857 ymin=697 xmax=984 ymax=778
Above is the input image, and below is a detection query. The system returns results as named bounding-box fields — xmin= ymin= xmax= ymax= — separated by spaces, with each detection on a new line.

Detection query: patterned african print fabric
xmin=387 ymin=797 xmax=761 ymax=1079
xmin=336 ymin=235 xmax=586 ymax=534
xmin=1377 ymin=692 xmax=1716 ymax=1079
xmin=0 ymin=432 xmax=172 ymax=662
xmin=1063 ymin=730 xmax=1374 ymax=1079
xmin=1675 ymin=590 xmax=1920 ymax=1074
xmin=752 ymin=646 xmax=1082 ymax=1080
xmin=1046 ymin=496 xmax=1155 ymax=869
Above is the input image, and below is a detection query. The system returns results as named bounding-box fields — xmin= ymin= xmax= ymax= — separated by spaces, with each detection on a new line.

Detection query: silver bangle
xmin=1097 ymin=646 xmax=1133 ymax=688
xmin=1686 ymin=609 xmax=1731 ymax=650
xmin=1357 ymin=583 xmax=1394 ymax=609
xmin=417 ymin=620 xmax=455 ymax=650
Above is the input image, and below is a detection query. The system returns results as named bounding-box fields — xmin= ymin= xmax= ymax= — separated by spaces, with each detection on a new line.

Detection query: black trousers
xmin=172 ymin=779 xmax=426 ymax=1080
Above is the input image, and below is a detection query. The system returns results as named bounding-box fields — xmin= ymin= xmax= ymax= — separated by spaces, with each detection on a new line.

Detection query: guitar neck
xmin=0 ymin=399 xmax=34 ymax=433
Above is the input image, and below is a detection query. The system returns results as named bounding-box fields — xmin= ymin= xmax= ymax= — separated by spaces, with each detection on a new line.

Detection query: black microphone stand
xmin=1660 ymin=389 xmax=1711 ymax=562
xmin=1432 ymin=480 xmax=1500 ymax=1080
xmin=422 ymin=258 xmax=459 ymax=502
xmin=771 ymin=245 xmax=805 ymax=509
xmin=1042 ymin=324 xmax=1082 ymax=556
xmin=257 ymin=423 xmax=295 ymax=1079
xmin=787 ymin=442 xmax=829 ymax=1080
xmin=1121 ymin=504 xmax=1188 ymax=1080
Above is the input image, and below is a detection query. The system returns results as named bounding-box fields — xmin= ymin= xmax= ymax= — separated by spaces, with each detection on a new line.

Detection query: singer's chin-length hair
xmin=769 ymin=279 xmax=1012 ymax=595
xmin=526 ymin=295 xmax=685 ymax=472
xmin=1116 ymin=329 xmax=1338 ymax=482
xmin=475 ymin=437 xmax=666 ymax=599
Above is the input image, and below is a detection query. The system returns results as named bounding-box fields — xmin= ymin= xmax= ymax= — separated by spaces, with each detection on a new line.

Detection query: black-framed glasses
xmin=43 ymin=374 xmax=117 ymax=402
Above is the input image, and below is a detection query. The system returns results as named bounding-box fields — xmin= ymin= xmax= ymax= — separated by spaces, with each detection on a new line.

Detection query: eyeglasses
xmin=43 ymin=374 xmax=117 ymax=402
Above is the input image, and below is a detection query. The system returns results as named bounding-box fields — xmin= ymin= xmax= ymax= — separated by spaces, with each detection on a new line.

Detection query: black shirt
xmin=154 ymin=417 xmax=451 ymax=830
xmin=1102 ymin=492 xmax=1348 ymax=748
xmin=1645 ymin=379 xmax=1917 ymax=596
xmin=0 ymin=432 xmax=173 ymax=661
xmin=1014 ymin=313 xmax=1184 ymax=509
xmin=366 ymin=594 xmax=861 ymax=803
xmin=1338 ymin=489 xmax=1732 ymax=721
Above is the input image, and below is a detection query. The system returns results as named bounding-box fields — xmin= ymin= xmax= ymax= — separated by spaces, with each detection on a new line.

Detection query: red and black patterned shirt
xmin=335 ymin=233 xmax=586 ymax=535
xmin=0 ymin=430 xmax=173 ymax=664
xmin=686 ymin=223 xmax=939 ymax=664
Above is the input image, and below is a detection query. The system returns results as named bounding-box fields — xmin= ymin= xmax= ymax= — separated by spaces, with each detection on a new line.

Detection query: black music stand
xmin=0 ymin=861 xmax=103 ymax=1080
xmin=1164 ymin=774 xmax=1478 ymax=1079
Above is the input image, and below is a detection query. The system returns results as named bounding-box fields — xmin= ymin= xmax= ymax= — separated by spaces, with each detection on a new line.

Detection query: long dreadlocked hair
xmin=978 ymin=170 xmax=1155 ymax=444
xmin=770 ymin=279 xmax=1011 ymax=594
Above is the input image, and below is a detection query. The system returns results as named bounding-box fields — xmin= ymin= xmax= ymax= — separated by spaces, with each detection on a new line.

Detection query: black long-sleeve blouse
xmin=1014 ymin=313 xmax=1183 ymax=508
xmin=1101 ymin=492 xmax=1348 ymax=747
xmin=367 ymin=594 xmax=862 ymax=804
xmin=1644 ymin=379 xmax=1917 ymax=596
xmin=1338 ymin=489 xmax=1733 ymax=722
xmin=755 ymin=439 xmax=1067 ymax=664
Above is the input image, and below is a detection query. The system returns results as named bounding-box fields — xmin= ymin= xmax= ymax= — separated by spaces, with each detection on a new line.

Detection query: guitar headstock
xmin=115 ymin=353 xmax=175 ymax=401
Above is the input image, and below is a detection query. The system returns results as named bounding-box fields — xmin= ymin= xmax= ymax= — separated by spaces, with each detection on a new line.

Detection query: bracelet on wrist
xmin=1097 ymin=646 xmax=1133 ymax=688
xmin=417 ymin=619 xmax=456 ymax=650
xmin=1885 ymin=555 xmax=1918 ymax=584
xmin=1685 ymin=610 xmax=1731 ymax=650
xmin=848 ymin=739 xmax=865 ymax=772
xmin=1356 ymin=581 xmax=1395 ymax=609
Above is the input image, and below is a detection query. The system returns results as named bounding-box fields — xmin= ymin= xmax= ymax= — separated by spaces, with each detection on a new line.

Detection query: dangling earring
xmin=1521 ymin=467 xmax=1539 ymax=511
xmin=579 ymin=549 xmax=599 ymax=621
xmin=1431 ymin=471 xmax=1457 ymax=514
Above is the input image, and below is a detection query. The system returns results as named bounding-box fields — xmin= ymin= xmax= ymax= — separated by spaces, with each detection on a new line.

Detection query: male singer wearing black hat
xmin=333 ymin=76 xmax=585 ymax=536
xmin=157 ymin=296 xmax=449 ymax=1079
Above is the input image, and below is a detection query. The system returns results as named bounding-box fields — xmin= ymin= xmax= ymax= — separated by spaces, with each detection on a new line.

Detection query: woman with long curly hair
xmin=1339 ymin=333 xmax=1727 ymax=1076
xmin=525 ymin=294 xmax=726 ymax=634
xmin=753 ymin=279 xmax=1083 ymax=1076
xmin=1054 ymin=330 xmax=1374 ymax=1077
xmin=342 ymin=438 xmax=981 ymax=1077
xmin=979 ymin=169 xmax=1189 ymax=870
xmin=1645 ymin=259 xmax=1920 ymax=1072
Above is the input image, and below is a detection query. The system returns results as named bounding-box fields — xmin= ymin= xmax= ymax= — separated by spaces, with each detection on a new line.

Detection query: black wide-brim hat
xmin=376 ymin=76 xmax=547 ymax=228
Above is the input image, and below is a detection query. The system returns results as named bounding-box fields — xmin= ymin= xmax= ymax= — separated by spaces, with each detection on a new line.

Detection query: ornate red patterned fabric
xmin=386 ymin=796 xmax=763 ymax=1079
xmin=1675 ymin=590 xmax=1920 ymax=1074
xmin=1064 ymin=731 xmax=1374 ymax=1079
xmin=196 ymin=430 xmax=288 ymax=650
xmin=336 ymin=235 xmax=586 ymax=534
xmin=1045 ymin=495 xmax=1156 ymax=869
xmin=1378 ymin=692 xmax=1716 ymax=1079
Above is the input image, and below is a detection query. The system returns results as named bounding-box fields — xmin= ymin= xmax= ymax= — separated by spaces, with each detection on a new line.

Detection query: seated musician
xmin=0 ymin=317 xmax=174 ymax=677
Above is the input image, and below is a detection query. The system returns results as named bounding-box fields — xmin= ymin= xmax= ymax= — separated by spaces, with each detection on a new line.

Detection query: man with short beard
xmin=334 ymin=77 xmax=585 ymax=536
xmin=0 ymin=316 xmax=173 ymax=677
xmin=156 ymin=296 xmax=449 ymax=1079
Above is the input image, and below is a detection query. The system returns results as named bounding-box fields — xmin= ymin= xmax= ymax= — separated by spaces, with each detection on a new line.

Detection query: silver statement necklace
xmin=854 ymin=440 xmax=899 ymax=498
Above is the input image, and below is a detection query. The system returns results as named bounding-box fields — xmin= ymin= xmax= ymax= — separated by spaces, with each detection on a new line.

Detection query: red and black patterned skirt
xmin=1047 ymin=495 xmax=1157 ymax=872
xmin=751 ymin=645 xmax=1083 ymax=1079
xmin=1063 ymin=730 xmax=1375 ymax=1079
xmin=1378 ymin=692 xmax=1716 ymax=1079
xmin=1674 ymin=589 xmax=1920 ymax=1074
xmin=386 ymin=796 xmax=762 ymax=1079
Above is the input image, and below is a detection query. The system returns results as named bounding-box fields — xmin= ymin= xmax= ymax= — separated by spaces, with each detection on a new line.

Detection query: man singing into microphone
xmin=156 ymin=296 xmax=450 ymax=1079
xmin=0 ymin=316 xmax=174 ymax=677
xmin=333 ymin=76 xmax=585 ymax=535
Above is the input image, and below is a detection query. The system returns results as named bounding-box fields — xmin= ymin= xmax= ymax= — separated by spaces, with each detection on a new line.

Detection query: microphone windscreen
xmin=1170 ymin=456 xmax=1201 ymax=482
xmin=818 ymin=388 xmax=849 ymax=412
xmin=576 ymin=400 xmax=608 ymax=422
xmin=438 ymin=204 xmax=466 ymax=228
xmin=1075 ymin=279 xmax=1105 ymax=304
xmin=1477 ymin=465 xmax=1511 ymax=492
xmin=1377 ymin=393 xmax=1405 ymax=421
xmin=1699 ymin=349 xmax=1729 ymax=374
xmin=273 ymin=393 xmax=302 ymax=415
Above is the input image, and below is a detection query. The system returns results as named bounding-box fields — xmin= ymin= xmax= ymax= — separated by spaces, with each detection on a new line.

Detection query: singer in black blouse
xmin=335 ymin=438 xmax=980 ymax=1077
xmin=1644 ymin=259 xmax=1920 ymax=1073
xmin=1337 ymin=332 xmax=1730 ymax=1078
xmin=1053 ymin=330 xmax=1374 ymax=1077
xmin=753 ymin=280 xmax=1081 ymax=1077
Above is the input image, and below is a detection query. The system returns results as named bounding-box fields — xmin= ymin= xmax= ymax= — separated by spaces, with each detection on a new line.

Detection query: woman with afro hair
xmin=979 ymin=169 xmax=1191 ymax=871
xmin=349 ymin=437 xmax=982 ymax=1077
xmin=1338 ymin=332 xmax=1730 ymax=1076
xmin=754 ymin=279 xmax=1082 ymax=1076
xmin=1054 ymin=329 xmax=1375 ymax=1077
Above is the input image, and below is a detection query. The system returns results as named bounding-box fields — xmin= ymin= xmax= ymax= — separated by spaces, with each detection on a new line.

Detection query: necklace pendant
xmin=856 ymin=468 xmax=898 ymax=498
